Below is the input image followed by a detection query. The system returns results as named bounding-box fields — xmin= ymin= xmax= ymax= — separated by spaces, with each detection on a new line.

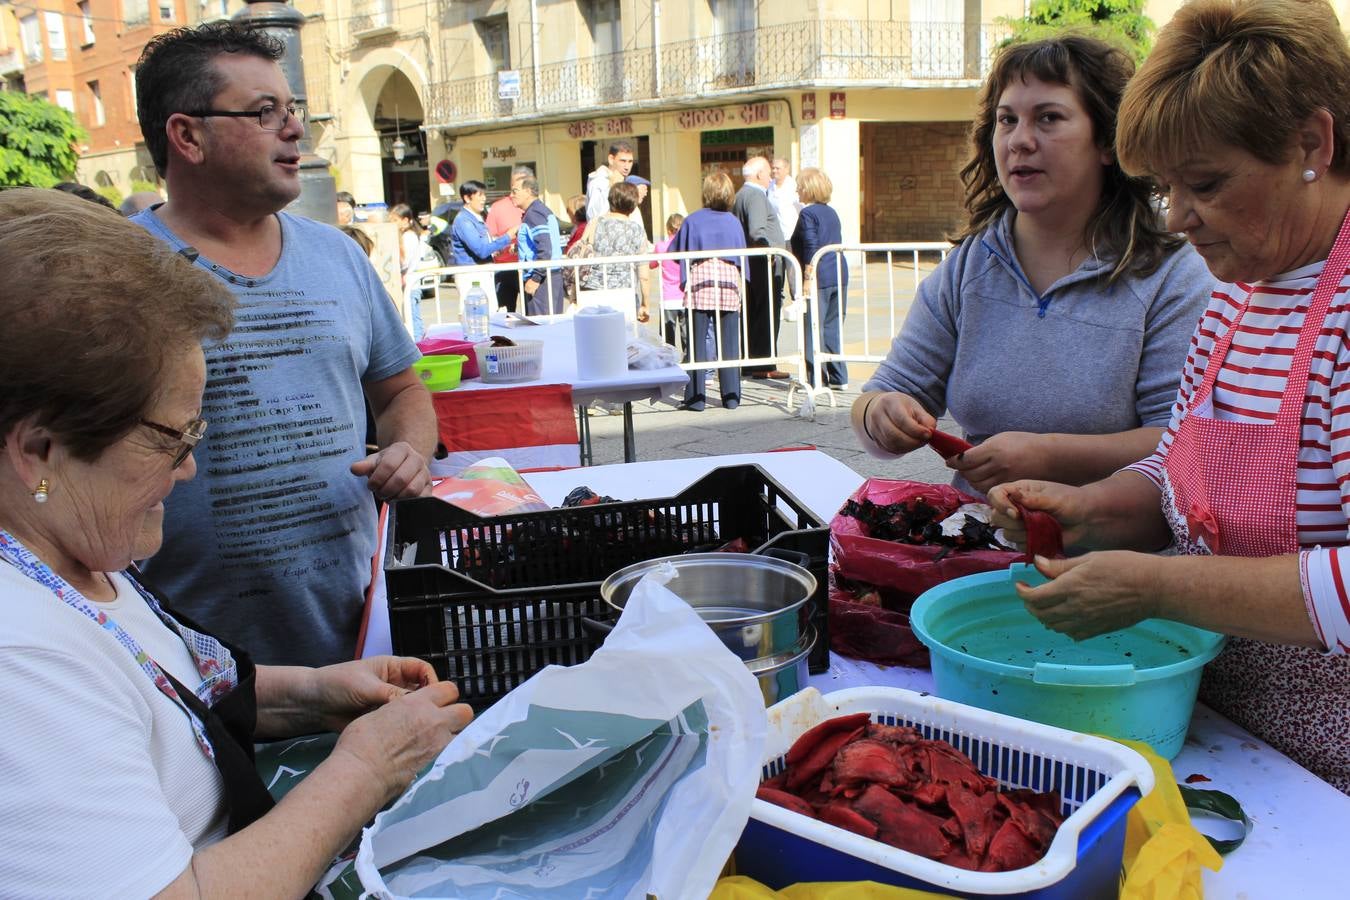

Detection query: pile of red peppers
xmin=756 ymin=713 xmax=1065 ymax=872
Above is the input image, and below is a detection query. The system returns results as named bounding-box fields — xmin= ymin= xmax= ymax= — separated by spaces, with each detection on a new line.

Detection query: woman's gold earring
xmin=32 ymin=478 xmax=49 ymax=504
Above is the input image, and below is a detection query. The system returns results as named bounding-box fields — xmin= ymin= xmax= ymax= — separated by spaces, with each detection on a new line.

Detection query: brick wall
xmin=863 ymin=121 xmax=970 ymax=242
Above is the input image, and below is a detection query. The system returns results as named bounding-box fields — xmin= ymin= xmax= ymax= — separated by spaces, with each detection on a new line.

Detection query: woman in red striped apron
xmin=990 ymin=0 xmax=1350 ymax=793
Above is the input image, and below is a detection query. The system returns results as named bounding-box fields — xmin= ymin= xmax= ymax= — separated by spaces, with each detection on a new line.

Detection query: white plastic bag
xmin=627 ymin=329 xmax=680 ymax=370
xmin=340 ymin=566 xmax=767 ymax=900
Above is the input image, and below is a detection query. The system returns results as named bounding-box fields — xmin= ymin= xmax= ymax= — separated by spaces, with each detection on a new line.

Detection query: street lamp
xmin=392 ymin=104 xmax=406 ymax=163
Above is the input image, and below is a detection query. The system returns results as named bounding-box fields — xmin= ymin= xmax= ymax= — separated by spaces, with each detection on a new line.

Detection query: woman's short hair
xmin=665 ymin=212 xmax=685 ymax=234
xmin=1118 ymin=0 xmax=1350 ymax=178
xmin=608 ymin=181 xmax=640 ymax=215
xmin=956 ymin=33 xmax=1181 ymax=281
xmin=459 ymin=179 xmax=487 ymax=201
xmin=797 ymin=168 xmax=833 ymax=204
xmin=702 ymin=172 xmax=736 ymax=211
xmin=564 ymin=193 xmax=588 ymax=223
xmin=0 ymin=188 xmax=235 ymax=461
xmin=341 ymin=224 xmax=374 ymax=256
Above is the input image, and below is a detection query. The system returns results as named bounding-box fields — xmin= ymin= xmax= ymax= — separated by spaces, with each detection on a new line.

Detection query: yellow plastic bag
xmin=709 ymin=876 xmax=954 ymax=900
xmin=1115 ymin=737 xmax=1223 ymax=900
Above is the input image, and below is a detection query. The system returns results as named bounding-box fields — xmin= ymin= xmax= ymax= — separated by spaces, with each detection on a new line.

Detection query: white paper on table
xmin=344 ymin=567 xmax=767 ymax=900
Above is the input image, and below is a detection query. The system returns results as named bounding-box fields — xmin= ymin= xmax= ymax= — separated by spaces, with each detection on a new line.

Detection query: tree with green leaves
xmin=1000 ymin=0 xmax=1155 ymax=62
xmin=0 ymin=92 xmax=86 ymax=188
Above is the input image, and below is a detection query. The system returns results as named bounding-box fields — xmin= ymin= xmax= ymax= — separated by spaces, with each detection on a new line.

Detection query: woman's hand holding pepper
xmin=947 ymin=432 xmax=1050 ymax=494
xmin=854 ymin=391 xmax=937 ymax=456
xmin=988 ymin=480 xmax=1093 ymax=550
xmin=1013 ymin=551 xmax=1161 ymax=640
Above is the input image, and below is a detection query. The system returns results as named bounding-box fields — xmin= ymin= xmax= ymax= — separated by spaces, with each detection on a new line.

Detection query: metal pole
xmin=234 ymin=0 xmax=337 ymax=225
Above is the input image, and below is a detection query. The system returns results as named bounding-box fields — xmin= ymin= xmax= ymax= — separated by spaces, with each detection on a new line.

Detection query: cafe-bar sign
xmin=830 ymin=92 xmax=846 ymax=119
xmin=566 ymin=117 xmax=635 ymax=139
xmin=801 ymin=92 xmax=817 ymax=122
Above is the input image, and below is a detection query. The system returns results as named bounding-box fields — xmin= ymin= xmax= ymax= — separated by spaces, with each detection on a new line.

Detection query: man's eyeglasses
xmin=140 ymin=417 xmax=207 ymax=469
xmin=185 ymin=103 xmax=306 ymax=132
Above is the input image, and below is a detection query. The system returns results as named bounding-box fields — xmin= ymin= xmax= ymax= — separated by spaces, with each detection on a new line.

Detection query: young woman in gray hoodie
xmin=853 ymin=35 xmax=1213 ymax=496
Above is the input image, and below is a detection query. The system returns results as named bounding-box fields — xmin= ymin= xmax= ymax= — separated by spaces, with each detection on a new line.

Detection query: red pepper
xmin=927 ymin=429 xmax=973 ymax=459
xmin=1013 ymin=500 xmax=1064 ymax=561
xmin=787 ymin=725 xmax=867 ymax=791
xmin=785 ymin=713 xmax=872 ymax=767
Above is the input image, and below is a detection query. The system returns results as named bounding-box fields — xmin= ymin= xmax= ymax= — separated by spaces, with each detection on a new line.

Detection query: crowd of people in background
xmin=317 ymin=138 xmax=839 ymax=414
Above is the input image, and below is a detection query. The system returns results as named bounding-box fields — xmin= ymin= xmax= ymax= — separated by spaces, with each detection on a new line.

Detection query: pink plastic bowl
xmin=417 ymin=336 xmax=480 ymax=379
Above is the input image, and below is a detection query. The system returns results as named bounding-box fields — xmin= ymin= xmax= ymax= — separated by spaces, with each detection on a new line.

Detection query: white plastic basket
xmin=742 ymin=686 xmax=1155 ymax=896
xmin=473 ymin=340 xmax=544 ymax=384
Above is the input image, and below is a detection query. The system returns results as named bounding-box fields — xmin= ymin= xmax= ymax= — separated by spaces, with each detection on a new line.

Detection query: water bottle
xmin=464 ymin=280 xmax=491 ymax=343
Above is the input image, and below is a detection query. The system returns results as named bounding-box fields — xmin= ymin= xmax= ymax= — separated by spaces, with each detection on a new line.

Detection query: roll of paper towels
xmin=574 ymin=305 xmax=629 ymax=380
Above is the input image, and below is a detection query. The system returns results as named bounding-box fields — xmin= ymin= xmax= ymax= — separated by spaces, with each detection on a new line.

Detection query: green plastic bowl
xmin=910 ymin=563 xmax=1226 ymax=758
xmin=412 ymin=354 xmax=467 ymax=392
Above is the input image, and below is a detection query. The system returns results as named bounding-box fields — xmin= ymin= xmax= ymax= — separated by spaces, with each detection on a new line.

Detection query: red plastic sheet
xmin=828 ymin=480 xmax=1022 ymax=668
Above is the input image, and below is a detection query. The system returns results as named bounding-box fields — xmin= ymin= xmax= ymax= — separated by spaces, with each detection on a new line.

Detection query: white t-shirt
xmin=0 ymin=565 xmax=228 ymax=898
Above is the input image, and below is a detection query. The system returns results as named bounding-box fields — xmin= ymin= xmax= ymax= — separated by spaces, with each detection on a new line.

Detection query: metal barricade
xmin=789 ymin=242 xmax=952 ymax=411
xmin=410 ymin=247 xmax=808 ymax=391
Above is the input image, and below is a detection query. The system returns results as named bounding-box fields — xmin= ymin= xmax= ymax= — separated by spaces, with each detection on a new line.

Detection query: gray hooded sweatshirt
xmin=864 ymin=209 xmax=1214 ymax=492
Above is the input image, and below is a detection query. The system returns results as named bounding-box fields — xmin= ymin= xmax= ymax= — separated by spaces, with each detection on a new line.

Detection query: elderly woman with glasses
xmin=0 ymin=190 xmax=473 ymax=896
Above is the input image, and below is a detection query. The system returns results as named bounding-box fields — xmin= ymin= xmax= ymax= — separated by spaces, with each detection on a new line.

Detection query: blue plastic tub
xmin=737 ymin=687 xmax=1153 ymax=898
xmin=910 ymin=564 xmax=1226 ymax=758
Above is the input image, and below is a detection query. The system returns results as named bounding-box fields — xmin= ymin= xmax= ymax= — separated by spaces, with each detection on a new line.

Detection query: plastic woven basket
xmin=473 ymin=339 xmax=544 ymax=383
xmin=383 ymin=464 xmax=830 ymax=707
xmin=738 ymin=686 xmax=1154 ymax=898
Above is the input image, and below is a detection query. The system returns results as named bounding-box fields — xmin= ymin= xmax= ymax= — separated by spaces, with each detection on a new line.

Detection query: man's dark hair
xmin=52 ymin=182 xmax=117 ymax=212
xmin=135 ymin=21 xmax=284 ymax=176
xmin=459 ymin=179 xmax=487 ymax=200
xmin=608 ymin=140 xmax=635 ymax=157
xmin=335 ymin=190 xmax=356 ymax=206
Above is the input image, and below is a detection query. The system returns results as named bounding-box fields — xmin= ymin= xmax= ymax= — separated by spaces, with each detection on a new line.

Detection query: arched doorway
xmin=371 ymin=70 xmax=428 ymax=212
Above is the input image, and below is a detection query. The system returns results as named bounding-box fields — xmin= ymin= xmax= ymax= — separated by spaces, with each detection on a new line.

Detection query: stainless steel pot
xmin=749 ymin=626 xmax=816 ymax=706
xmin=599 ymin=552 xmax=817 ymax=662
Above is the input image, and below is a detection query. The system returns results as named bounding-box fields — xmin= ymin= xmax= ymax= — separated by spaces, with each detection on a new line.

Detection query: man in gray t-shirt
xmin=131 ymin=23 xmax=437 ymax=666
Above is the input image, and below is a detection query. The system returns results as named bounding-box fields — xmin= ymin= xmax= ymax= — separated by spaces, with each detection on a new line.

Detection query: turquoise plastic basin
xmin=910 ymin=564 xmax=1226 ymax=758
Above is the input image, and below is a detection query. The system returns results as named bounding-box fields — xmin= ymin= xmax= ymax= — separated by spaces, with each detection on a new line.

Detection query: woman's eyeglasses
xmin=139 ymin=418 xmax=208 ymax=469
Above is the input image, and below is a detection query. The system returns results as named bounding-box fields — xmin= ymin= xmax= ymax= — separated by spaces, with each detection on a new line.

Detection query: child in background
xmin=652 ymin=213 xmax=686 ymax=358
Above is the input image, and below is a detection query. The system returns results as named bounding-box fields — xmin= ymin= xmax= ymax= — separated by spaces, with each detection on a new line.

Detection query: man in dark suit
xmin=732 ymin=156 xmax=788 ymax=378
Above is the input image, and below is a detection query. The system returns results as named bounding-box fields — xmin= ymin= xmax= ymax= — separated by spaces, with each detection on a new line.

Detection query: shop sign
xmin=566 ymin=117 xmax=635 ymax=139
xmin=801 ymin=92 xmax=817 ymax=122
xmin=482 ymin=145 xmax=519 ymax=161
xmin=677 ymin=107 xmax=727 ymax=130
xmin=567 ymin=120 xmax=598 ymax=139
xmin=829 ymin=91 xmax=846 ymax=119
xmin=738 ymin=103 xmax=770 ymax=125
xmin=498 ymin=70 xmax=521 ymax=100
xmin=800 ymin=123 xmax=820 ymax=169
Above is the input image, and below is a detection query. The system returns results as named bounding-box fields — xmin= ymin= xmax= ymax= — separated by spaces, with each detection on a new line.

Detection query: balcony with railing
xmin=426 ymin=20 xmax=1013 ymax=129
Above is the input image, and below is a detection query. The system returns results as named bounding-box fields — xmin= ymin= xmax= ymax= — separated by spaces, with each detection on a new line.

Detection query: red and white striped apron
xmin=1161 ymin=212 xmax=1350 ymax=792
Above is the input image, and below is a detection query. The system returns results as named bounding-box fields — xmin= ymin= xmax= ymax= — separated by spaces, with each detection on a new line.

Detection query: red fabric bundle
xmin=828 ymin=480 xmax=1022 ymax=667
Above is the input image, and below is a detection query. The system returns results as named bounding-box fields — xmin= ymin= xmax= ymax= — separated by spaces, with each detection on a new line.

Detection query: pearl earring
xmin=32 ymin=478 xmax=49 ymax=504
xmin=1303 ymin=169 xmax=1318 ymax=183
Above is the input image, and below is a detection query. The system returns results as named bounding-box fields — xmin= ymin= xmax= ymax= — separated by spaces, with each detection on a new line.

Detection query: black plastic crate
xmin=385 ymin=464 xmax=830 ymax=708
